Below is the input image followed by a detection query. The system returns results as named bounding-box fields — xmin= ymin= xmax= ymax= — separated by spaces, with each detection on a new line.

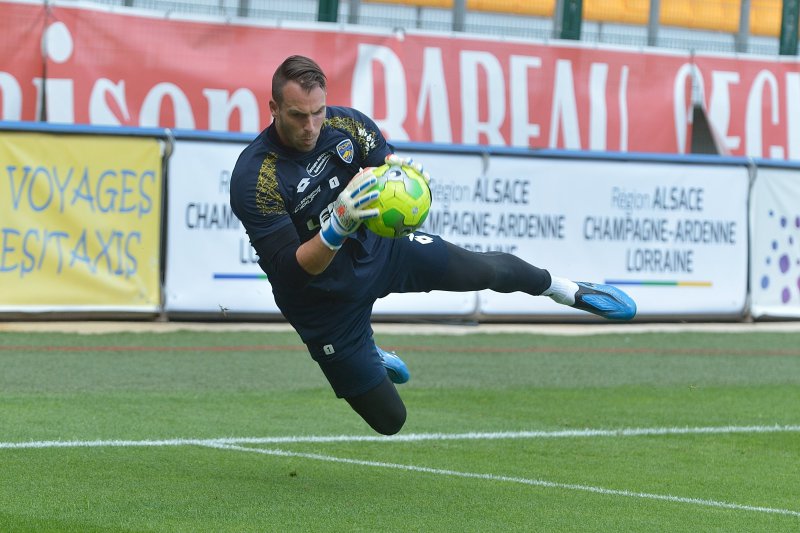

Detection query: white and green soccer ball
xmin=364 ymin=163 xmax=432 ymax=238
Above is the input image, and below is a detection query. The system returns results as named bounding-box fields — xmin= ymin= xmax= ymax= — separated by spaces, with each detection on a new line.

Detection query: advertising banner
xmin=0 ymin=1 xmax=45 ymax=121
xmin=0 ymin=132 xmax=162 ymax=311
xmin=166 ymin=145 xmax=749 ymax=319
xmin=693 ymin=54 xmax=800 ymax=161
xmin=462 ymin=157 xmax=749 ymax=317
xmin=6 ymin=2 xmax=800 ymax=161
xmin=3 ymin=2 xmax=690 ymax=154
xmin=164 ymin=140 xmax=281 ymax=315
xmin=749 ymin=167 xmax=800 ymax=318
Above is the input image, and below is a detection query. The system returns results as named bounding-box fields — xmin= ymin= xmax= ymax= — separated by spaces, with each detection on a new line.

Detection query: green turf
xmin=1 ymin=329 xmax=799 ymax=531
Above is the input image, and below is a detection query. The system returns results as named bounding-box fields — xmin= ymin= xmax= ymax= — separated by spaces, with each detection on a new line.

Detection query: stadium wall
xmin=2 ymin=122 xmax=799 ymax=322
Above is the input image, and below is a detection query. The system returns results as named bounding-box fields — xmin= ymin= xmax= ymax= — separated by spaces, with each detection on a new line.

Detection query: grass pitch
xmin=1 ymin=326 xmax=799 ymax=532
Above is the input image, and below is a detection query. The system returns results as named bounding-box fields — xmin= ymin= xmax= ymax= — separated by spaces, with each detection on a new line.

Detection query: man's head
xmin=269 ymin=55 xmax=327 ymax=152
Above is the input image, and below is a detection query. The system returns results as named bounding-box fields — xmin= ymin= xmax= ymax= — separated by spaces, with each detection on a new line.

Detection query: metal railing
xmin=69 ymin=0 xmax=796 ymax=56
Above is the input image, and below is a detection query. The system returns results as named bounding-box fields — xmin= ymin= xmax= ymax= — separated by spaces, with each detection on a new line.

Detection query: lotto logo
xmin=407 ymin=233 xmax=433 ymax=244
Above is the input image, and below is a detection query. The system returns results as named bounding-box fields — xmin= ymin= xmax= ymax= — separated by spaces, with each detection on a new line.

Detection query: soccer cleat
xmin=571 ymin=282 xmax=637 ymax=320
xmin=376 ymin=345 xmax=410 ymax=384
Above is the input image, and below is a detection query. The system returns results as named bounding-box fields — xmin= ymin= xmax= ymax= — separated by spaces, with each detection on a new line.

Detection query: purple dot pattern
xmin=761 ymin=210 xmax=800 ymax=305
xmin=779 ymin=255 xmax=790 ymax=273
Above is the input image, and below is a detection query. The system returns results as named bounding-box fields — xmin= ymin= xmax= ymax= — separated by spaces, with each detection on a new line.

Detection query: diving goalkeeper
xmin=229 ymin=55 xmax=636 ymax=435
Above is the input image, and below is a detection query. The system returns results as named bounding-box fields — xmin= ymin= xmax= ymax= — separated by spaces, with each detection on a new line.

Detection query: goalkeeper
xmin=230 ymin=55 xmax=636 ymax=435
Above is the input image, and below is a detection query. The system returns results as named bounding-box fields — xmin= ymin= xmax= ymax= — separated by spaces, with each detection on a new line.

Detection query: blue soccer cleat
xmin=376 ymin=345 xmax=410 ymax=384
xmin=571 ymin=282 xmax=637 ymax=320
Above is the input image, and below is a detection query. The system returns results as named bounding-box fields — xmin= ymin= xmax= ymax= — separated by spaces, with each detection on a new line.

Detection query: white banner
xmin=750 ymin=167 xmax=800 ymax=318
xmin=164 ymin=141 xmax=750 ymax=319
xmin=463 ymin=157 xmax=748 ymax=317
xmin=164 ymin=140 xmax=281 ymax=315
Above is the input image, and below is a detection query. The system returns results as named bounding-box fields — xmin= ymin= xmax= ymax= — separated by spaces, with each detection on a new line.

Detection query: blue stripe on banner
xmin=606 ymin=280 xmax=712 ymax=287
xmin=213 ymin=273 xmax=268 ymax=280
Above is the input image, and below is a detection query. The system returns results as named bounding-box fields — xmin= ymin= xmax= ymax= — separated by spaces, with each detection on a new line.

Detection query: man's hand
xmin=319 ymin=167 xmax=380 ymax=250
xmin=385 ymin=154 xmax=431 ymax=184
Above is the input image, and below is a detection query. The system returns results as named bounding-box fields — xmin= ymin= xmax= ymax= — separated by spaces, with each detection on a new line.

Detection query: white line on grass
xmin=204 ymin=442 xmax=800 ymax=518
xmin=2 ymin=424 xmax=800 ymax=449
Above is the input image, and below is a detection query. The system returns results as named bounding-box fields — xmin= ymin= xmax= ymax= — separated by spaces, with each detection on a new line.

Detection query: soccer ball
xmin=364 ymin=163 xmax=432 ymax=238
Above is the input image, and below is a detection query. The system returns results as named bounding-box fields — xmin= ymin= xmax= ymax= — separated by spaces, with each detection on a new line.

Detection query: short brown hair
xmin=272 ymin=55 xmax=327 ymax=104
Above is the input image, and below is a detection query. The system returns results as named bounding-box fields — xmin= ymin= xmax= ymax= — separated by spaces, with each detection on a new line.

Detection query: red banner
xmin=13 ymin=1 xmax=800 ymax=158
xmin=343 ymin=39 xmax=692 ymax=153
xmin=694 ymin=53 xmax=800 ymax=160
xmin=0 ymin=3 xmax=694 ymax=153
xmin=0 ymin=1 xmax=46 ymax=121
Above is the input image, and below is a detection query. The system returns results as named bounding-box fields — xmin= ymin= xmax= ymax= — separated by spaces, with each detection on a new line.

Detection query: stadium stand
xmin=83 ymin=0 xmax=785 ymax=56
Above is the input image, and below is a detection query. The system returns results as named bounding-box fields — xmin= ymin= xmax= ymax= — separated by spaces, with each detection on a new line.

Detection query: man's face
xmin=270 ymin=80 xmax=326 ymax=153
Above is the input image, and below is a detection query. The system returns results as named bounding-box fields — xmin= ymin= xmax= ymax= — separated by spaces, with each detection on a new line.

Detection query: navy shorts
xmin=287 ymin=232 xmax=448 ymax=398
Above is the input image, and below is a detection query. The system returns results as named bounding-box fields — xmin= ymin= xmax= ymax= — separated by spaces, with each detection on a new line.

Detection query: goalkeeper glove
xmin=385 ymin=153 xmax=431 ymax=184
xmin=319 ymin=167 xmax=380 ymax=250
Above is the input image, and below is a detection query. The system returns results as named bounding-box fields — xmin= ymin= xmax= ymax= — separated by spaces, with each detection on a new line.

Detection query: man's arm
xmin=257 ymin=168 xmax=379 ymax=281
xmin=296 ymin=234 xmax=338 ymax=275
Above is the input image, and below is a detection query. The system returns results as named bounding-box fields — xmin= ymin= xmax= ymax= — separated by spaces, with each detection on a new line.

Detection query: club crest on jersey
xmin=336 ymin=139 xmax=354 ymax=164
xmin=306 ymin=152 xmax=332 ymax=177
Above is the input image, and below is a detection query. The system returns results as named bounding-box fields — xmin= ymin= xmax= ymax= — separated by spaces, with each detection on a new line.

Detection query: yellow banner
xmin=366 ymin=0 xmax=554 ymax=16
xmin=0 ymin=133 xmax=163 ymax=310
xmin=365 ymin=0 xmax=781 ymax=37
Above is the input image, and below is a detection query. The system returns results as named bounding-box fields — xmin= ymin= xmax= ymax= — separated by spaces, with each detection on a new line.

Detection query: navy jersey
xmin=230 ymin=106 xmax=393 ymax=303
